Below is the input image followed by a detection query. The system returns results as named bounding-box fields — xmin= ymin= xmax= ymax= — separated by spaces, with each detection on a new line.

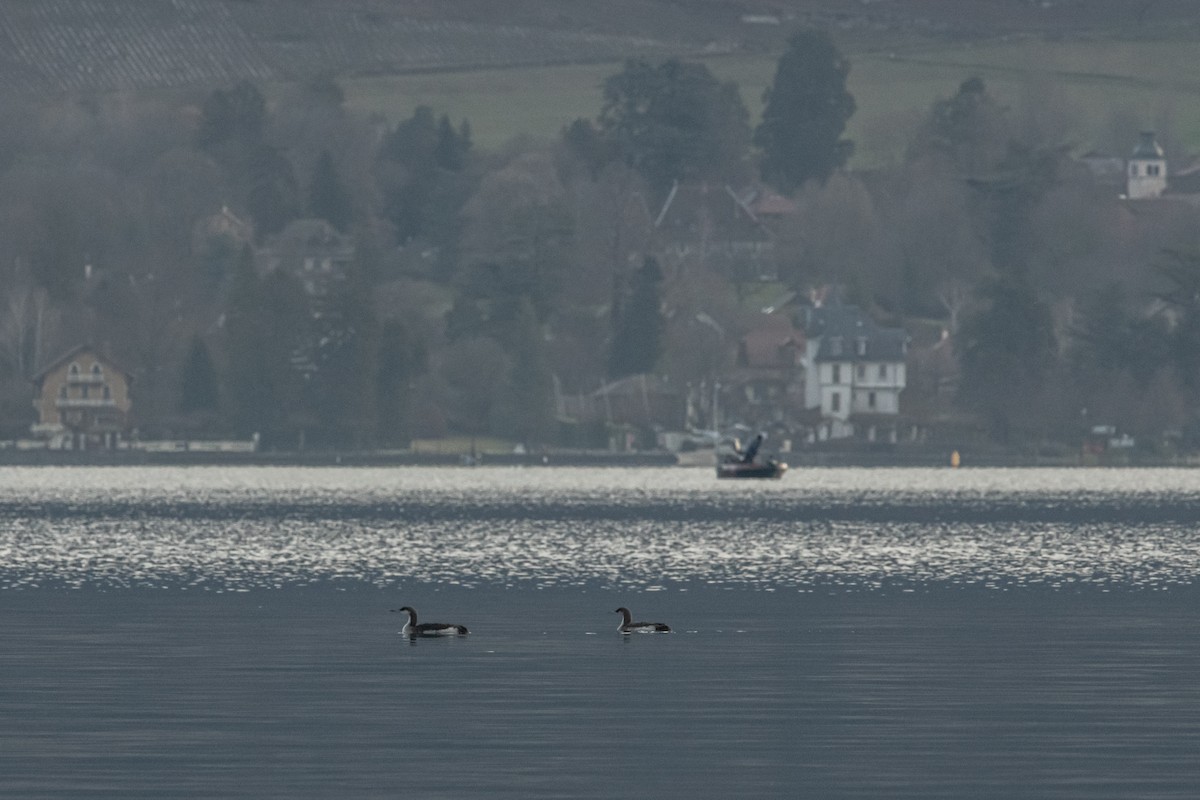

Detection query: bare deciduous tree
xmin=0 ymin=283 xmax=60 ymax=378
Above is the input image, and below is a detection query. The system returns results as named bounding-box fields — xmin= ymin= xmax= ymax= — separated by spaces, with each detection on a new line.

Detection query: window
xmin=832 ymin=365 xmax=841 ymax=384
xmin=831 ymin=392 xmax=841 ymax=412
xmin=1148 ymin=164 xmax=1161 ymax=177
xmin=1130 ymin=163 xmax=1139 ymax=177
xmin=69 ymin=362 xmax=80 ymax=376
xmin=103 ymin=385 xmax=112 ymax=400
xmin=830 ymin=337 xmax=843 ymax=356
xmin=856 ymin=364 xmax=865 ymax=380
xmin=856 ymin=337 xmax=867 ymax=356
xmin=58 ymin=385 xmax=68 ymax=399
xmin=91 ymin=363 xmax=103 ymax=378
xmin=868 ymin=391 xmax=877 ymax=409
xmin=879 ymin=364 xmax=887 ymax=380
xmin=81 ymin=385 xmax=89 ymax=399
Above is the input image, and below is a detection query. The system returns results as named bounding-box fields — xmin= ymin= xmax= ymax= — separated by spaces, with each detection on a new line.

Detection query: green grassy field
xmin=855 ymin=38 xmax=1200 ymax=156
xmin=341 ymin=36 xmax=1200 ymax=165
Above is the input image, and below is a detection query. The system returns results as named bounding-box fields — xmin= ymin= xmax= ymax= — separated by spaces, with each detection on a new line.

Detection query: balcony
xmin=55 ymin=397 xmax=117 ymax=409
xmin=66 ymin=372 xmax=105 ymax=384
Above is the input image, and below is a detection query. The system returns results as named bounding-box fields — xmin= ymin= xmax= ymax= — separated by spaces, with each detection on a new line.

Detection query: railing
xmin=66 ymin=373 xmax=105 ymax=384
xmin=55 ymin=398 xmax=117 ymax=409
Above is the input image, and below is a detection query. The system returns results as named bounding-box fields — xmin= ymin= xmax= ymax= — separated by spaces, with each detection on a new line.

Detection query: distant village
xmin=18 ymin=129 xmax=1196 ymax=465
xmin=0 ymin=6 xmax=1198 ymax=465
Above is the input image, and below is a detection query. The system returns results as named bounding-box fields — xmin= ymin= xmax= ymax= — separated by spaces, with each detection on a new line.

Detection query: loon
xmin=392 ymin=606 xmax=469 ymax=637
xmin=615 ymin=607 xmax=671 ymax=634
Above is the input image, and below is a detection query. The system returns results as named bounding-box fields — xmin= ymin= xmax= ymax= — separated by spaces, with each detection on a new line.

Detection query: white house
xmin=800 ymin=302 xmax=908 ymax=441
xmin=1127 ymin=131 xmax=1167 ymax=199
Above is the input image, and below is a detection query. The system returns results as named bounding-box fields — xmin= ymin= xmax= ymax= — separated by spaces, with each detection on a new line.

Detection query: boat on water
xmin=716 ymin=459 xmax=788 ymax=479
xmin=715 ymin=431 xmax=787 ymax=479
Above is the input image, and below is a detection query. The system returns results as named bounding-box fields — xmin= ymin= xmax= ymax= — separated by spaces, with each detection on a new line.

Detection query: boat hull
xmin=716 ymin=461 xmax=788 ymax=479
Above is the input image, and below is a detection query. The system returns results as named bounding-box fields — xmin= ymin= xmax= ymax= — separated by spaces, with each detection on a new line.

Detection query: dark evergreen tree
xmin=221 ymin=247 xmax=274 ymax=436
xmin=434 ymin=114 xmax=470 ymax=171
xmin=378 ymin=106 xmax=473 ymax=244
xmin=562 ymin=117 xmax=618 ymax=178
xmin=246 ymin=143 xmax=300 ymax=239
xmin=490 ymin=298 xmax=555 ymax=445
xmin=193 ymin=81 xmax=302 ymax=241
xmin=1070 ymin=282 xmax=1170 ymax=386
xmin=1065 ymin=281 xmax=1181 ymax=441
xmin=376 ymin=321 xmax=426 ymax=446
xmin=458 ymin=120 xmax=473 ymax=155
xmin=754 ymin=29 xmax=856 ymax=194
xmin=909 ymin=76 xmax=1008 ymax=173
xmin=381 ymin=106 xmax=439 ymax=164
xmin=608 ymin=255 xmax=665 ymax=378
xmin=309 ymin=258 xmax=380 ymax=449
xmin=450 ymin=200 xmax=574 ymax=336
xmin=222 ymin=246 xmax=311 ymax=442
xmin=444 ymin=287 xmax=489 ymax=343
xmin=967 ymin=142 xmax=1063 ymax=277
xmin=599 ymin=59 xmax=750 ymax=199
xmin=958 ymin=274 xmax=1057 ymax=442
xmin=180 ymin=335 xmax=219 ymax=414
xmin=308 ymin=149 xmax=353 ymax=232
xmin=1154 ymin=249 xmax=1200 ymax=392
xmin=196 ymin=81 xmax=267 ymax=152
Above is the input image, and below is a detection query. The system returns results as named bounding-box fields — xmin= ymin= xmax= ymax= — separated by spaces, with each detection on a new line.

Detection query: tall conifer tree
xmin=308 ymin=149 xmax=353 ymax=232
xmin=754 ymin=29 xmax=856 ymax=193
xmin=180 ymin=335 xmax=219 ymax=415
xmin=608 ymin=255 xmax=665 ymax=379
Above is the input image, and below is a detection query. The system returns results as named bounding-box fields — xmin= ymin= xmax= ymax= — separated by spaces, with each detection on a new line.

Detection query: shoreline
xmin=0 ymin=448 xmax=1191 ymax=468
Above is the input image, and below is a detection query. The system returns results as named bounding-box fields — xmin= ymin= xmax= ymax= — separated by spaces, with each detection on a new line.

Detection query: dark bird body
xmin=392 ymin=606 xmax=469 ymax=636
xmin=615 ymin=607 xmax=671 ymax=633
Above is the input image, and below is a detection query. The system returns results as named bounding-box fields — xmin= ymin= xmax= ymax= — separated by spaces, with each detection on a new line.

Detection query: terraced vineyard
xmin=0 ymin=0 xmax=700 ymax=94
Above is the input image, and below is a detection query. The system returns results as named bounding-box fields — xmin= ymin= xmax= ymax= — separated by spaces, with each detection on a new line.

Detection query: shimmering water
xmin=2 ymin=466 xmax=1199 ymax=797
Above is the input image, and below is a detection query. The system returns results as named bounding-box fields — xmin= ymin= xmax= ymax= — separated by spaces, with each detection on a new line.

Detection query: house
xmin=191 ymin=205 xmax=254 ymax=271
xmin=722 ymin=313 xmax=806 ymax=428
xmin=194 ymin=205 xmax=253 ymax=248
xmin=800 ymin=300 xmax=908 ymax=441
xmin=1079 ymin=150 xmax=1126 ymax=187
xmin=256 ymin=218 xmax=355 ymax=297
xmin=652 ymin=181 xmax=792 ymax=281
xmin=31 ymin=345 xmax=133 ymax=449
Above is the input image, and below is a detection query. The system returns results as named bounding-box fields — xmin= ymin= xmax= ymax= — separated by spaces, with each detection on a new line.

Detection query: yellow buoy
xmin=950 ymin=450 xmax=961 ymax=468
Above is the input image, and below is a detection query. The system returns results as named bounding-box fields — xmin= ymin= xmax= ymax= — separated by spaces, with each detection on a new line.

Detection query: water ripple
xmin=2 ymin=466 xmax=1200 ymax=591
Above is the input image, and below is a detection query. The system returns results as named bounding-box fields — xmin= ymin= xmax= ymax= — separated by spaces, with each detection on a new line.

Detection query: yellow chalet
xmin=31 ymin=345 xmax=133 ymax=449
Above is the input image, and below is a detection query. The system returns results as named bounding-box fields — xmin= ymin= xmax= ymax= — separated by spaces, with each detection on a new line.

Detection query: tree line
xmin=0 ymin=30 xmax=1197 ymax=451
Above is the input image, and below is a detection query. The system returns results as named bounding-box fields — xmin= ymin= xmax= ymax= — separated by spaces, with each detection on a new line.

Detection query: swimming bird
xmin=391 ymin=606 xmax=469 ymax=636
xmin=615 ymin=607 xmax=670 ymax=634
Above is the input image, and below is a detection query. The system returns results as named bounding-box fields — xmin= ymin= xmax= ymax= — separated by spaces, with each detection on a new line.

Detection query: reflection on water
xmin=1 ymin=467 xmax=1200 ymax=798
xmin=1 ymin=466 xmax=1200 ymax=591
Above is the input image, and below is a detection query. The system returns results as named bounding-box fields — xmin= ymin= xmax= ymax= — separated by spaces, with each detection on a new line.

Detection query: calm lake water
xmin=2 ymin=466 xmax=1199 ymax=798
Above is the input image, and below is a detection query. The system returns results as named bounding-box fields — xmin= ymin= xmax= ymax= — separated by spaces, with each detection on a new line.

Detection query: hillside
xmin=4 ymin=1 xmax=1200 ymax=95
xmin=0 ymin=0 xmax=694 ymax=94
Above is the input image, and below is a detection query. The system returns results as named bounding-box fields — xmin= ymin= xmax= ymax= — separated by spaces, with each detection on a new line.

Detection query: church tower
xmin=1127 ymin=131 xmax=1167 ymax=199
